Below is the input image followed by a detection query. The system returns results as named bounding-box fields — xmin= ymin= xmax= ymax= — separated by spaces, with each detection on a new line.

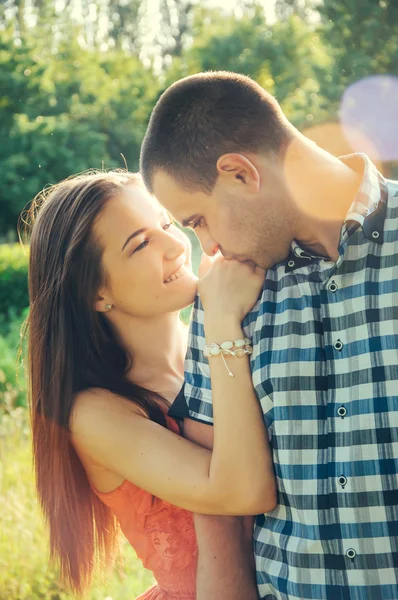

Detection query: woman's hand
xmin=198 ymin=253 xmax=265 ymax=324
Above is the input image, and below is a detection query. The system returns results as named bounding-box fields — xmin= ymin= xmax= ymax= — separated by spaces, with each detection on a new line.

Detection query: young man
xmin=140 ymin=71 xmax=398 ymax=600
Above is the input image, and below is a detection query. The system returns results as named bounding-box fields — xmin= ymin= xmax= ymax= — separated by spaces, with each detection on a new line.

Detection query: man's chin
xmin=256 ymin=251 xmax=291 ymax=271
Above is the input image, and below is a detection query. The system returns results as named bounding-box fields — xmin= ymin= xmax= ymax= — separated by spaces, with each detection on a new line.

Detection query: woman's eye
xmin=132 ymin=240 xmax=149 ymax=254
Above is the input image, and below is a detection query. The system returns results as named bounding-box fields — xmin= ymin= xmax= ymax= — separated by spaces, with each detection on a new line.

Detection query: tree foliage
xmin=0 ymin=0 xmax=397 ymax=236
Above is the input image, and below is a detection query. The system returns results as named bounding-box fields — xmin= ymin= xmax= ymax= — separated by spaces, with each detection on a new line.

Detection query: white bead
xmin=221 ymin=341 xmax=233 ymax=350
xmin=244 ymin=337 xmax=251 ymax=346
xmin=235 ymin=339 xmax=246 ymax=348
xmin=234 ymin=348 xmax=246 ymax=357
xmin=210 ymin=345 xmax=221 ymax=355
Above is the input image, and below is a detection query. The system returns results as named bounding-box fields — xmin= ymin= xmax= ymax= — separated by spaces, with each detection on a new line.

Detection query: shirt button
xmin=334 ymin=340 xmax=343 ymax=351
xmin=337 ymin=406 xmax=347 ymax=418
xmin=338 ymin=475 xmax=347 ymax=488
xmin=328 ymin=281 xmax=338 ymax=292
xmin=346 ymin=548 xmax=356 ymax=559
xmin=372 ymin=231 xmax=380 ymax=239
xmin=288 ymin=260 xmax=295 ymax=268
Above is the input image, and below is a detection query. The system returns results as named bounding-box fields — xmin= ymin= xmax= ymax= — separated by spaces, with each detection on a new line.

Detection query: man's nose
xmin=196 ymin=230 xmax=219 ymax=257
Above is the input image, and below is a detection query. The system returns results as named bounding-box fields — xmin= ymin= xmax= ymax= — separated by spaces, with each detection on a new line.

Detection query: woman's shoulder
xmin=70 ymin=389 xmax=130 ymax=493
xmin=71 ymin=387 xmax=148 ymax=439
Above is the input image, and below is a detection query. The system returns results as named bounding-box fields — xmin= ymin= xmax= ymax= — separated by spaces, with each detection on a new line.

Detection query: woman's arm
xmin=71 ymin=258 xmax=276 ymax=515
xmin=71 ymin=337 xmax=274 ymax=516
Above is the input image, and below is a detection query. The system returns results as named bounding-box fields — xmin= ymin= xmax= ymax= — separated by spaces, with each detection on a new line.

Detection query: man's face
xmin=152 ymin=166 xmax=294 ymax=270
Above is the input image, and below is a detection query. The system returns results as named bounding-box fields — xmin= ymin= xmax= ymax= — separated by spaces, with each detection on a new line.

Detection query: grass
xmin=0 ymin=408 xmax=155 ymax=599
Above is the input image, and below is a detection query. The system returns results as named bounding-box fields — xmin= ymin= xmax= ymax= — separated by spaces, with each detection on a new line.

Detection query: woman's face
xmin=93 ymin=183 xmax=197 ymax=318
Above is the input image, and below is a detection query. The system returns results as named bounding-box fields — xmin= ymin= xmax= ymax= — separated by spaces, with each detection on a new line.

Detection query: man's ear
xmin=216 ymin=153 xmax=260 ymax=193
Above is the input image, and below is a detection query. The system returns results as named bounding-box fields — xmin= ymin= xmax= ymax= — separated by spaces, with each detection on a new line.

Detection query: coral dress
xmin=92 ymin=414 xmax=198 ymax=599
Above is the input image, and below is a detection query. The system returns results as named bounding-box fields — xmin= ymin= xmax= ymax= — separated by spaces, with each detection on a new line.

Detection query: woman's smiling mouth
xmin=164 ymin=264 xmax=187 ymax=283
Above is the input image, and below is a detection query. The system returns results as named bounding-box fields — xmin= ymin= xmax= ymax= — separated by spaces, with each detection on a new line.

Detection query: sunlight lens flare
xmin=340 ymin=75 xmax=398 ymax=162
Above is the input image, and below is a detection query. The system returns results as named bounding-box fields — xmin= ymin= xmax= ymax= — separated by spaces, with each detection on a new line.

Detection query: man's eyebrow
xmin=181 ymin=214 xmax=199 ymax=228
xmin=121 ymin=228 xmax=146 ymax=252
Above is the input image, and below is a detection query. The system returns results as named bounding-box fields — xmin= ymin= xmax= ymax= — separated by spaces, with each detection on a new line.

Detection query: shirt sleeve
xmin=177 ymin=293 xmax=215 ymax=425
xmin=168 ymin=290 xmax=260 ymax=426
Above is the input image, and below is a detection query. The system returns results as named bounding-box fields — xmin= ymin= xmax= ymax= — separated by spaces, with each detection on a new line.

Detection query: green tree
xmin=159 ymin=0 xmax=196 ymax=59
xmin=0 ymin=25 xmax=158 ymax=234
xmin=275 ymin=0 xmax=314 ymax=21
xmin=318 ymin=0 xmax=398 ymax=104
xmin=107 ymin=0 xmax=143 ymax=54
xmin=165 ymin=5 xmax=331 ymax=128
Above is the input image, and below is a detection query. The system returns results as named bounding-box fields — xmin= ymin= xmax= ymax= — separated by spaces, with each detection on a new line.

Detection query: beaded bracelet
xmin=203 ymin=338 xmax=253 ymax=377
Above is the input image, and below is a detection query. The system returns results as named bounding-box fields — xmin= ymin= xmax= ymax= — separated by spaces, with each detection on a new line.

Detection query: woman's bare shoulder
xmin=70 ymin=387 xmax=147 ymax=438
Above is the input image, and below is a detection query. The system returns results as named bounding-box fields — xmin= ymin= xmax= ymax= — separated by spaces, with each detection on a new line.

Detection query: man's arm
xmin=183 ymin=419 xmax=259 ymax=600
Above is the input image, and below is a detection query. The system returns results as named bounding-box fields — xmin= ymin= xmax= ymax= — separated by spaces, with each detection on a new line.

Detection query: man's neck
xmin=284 ymin=138 xmax=363 ymax=261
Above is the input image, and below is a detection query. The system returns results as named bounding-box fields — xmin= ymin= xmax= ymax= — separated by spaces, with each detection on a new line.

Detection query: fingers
xmin=199 ymin=252 xmax=265 ymax=281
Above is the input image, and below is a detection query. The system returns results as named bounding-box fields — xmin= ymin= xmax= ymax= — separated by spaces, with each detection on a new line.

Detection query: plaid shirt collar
xmin=286 ymin=153 xmax=388 ymax=272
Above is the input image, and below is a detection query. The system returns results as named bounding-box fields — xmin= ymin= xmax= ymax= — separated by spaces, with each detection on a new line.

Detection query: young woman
xmin=26 ymin=170 xmax=275 ymax=599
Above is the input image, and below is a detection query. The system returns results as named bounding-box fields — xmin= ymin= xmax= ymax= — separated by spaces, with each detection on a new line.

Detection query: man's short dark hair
xmin=140 ymin=71 xmax=294 ymax=194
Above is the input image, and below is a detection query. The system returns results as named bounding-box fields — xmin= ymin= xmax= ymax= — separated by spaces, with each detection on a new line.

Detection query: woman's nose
xmin=163 ymin=229 xmax=187 ymax=260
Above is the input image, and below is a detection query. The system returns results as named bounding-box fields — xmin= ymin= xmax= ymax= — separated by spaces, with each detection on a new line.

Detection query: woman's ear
xmin=216 ymin=153 xmax=260 ymax=193
xmin=95 ymin=288 xmax=112 ymax=313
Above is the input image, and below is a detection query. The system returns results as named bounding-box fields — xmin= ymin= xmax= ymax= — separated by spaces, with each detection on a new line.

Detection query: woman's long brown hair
xmin=24 ymin=171 xmax=168 ymax=596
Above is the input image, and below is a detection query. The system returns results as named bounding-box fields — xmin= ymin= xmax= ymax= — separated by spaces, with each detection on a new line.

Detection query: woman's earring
xmin=105 ymin=304 xmax=112 ymax=311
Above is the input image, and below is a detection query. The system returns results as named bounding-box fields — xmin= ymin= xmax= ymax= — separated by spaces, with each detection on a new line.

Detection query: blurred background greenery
xmin=0 ymin=0 xmax=398 ymax=597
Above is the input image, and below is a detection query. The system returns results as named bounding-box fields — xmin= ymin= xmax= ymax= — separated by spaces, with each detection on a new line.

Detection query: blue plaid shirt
xmin=169 ymin=155 xmax=398 ymax=600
